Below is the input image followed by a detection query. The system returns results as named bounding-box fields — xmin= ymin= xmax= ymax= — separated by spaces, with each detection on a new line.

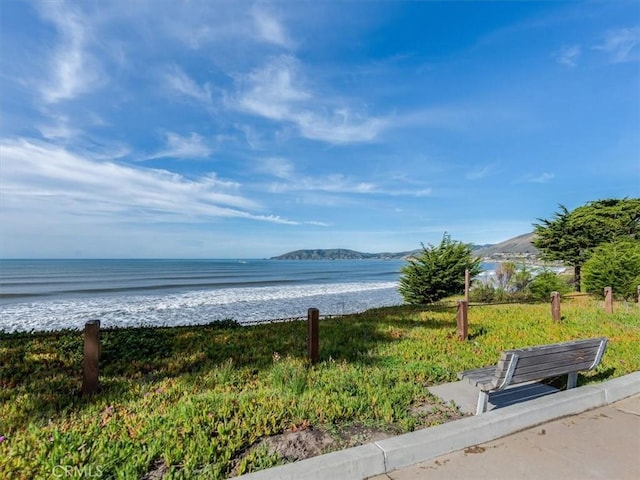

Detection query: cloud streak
xmin=251 ymin=6 xmax=294 ymax=49
xmin=466 ymin=164 xmax=496 ymax=180
xmin=555 ymin=45 xmax=581 ymax=67
xmin=594 ymin=27 xmax=640 ymax=63
xmin=235 ymin=55 xmax=387 ymax=144
xmin=146 ymin=132 xmax=214 ymax=160
xmin=36 ymin=4 xmax=104 ymax=103
xmin=256 ymin=157 xmax=431 ymax=197
xmin=521 ymin=172 xmax=555 ymax=184
xmin=164 ymin=65 xmax=213 ymax=105
xmin=1 ymin=139 xmax=297 ymax=225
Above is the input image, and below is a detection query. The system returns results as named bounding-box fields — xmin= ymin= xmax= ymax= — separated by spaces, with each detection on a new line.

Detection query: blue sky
xmin=1 ymin=1 xmax=638 ymax=258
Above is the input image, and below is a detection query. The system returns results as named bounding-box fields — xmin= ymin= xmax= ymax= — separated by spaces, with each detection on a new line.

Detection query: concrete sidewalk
xmin=369 ymin=395 xmax=640 ymax=480
xmin=233 ymin=372 xmax=640 ymax=480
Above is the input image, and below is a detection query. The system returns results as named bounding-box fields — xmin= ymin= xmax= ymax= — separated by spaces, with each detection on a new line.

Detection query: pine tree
xmin=582 ymin=240 xmax=640 ymax=300
xmin=399 ymin=234 xmax=482 ymax=304
xmin=533 ymin=198 xmax=640 ymax=291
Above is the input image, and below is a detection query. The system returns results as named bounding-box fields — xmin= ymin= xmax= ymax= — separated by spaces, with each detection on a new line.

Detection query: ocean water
xmin=0 ymin=259 xmax=406 ymax=332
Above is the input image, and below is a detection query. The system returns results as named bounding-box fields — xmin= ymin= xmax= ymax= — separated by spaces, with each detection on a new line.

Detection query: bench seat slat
xmin=495 ymin=355 xmax=601 ymax=376
xmin=498 ymin=346 xmax=601 ymax=368
xmin=504 ymin=338 xmax=605 ymax=357
xmin=496 ymin=360 xmax=597 ymax=386
xmin=495 ymin=359 xmax=597 ymax=380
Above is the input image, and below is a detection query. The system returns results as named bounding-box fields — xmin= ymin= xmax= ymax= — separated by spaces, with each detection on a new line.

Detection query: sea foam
xmin=0 ymin=281 xmax=401 ymax=332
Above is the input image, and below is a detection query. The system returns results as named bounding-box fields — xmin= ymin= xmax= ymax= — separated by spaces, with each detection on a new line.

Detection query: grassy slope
xmin=1 ymin=297 xmax=639 ymax=478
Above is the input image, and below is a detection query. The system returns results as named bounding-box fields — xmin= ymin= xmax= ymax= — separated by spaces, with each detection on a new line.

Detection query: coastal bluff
xmin=271 ymin=233 xmax=538 ymax=261
xmin=270 ymin=248 xmax=415 ymax=260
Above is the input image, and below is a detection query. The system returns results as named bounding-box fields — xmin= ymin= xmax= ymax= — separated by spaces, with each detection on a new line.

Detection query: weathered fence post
xmin=604 ymin=287 xmax=613 ymax=314
xmin=82 ymin=320 xmax=100 ymax=396
xmin=637 ymin=286 xmax=640 ymax=308
xmin=464 ymin=269 xmax=470 ymax=304
xmin=551 ymin=291 xmax=561 ymax=322
xmin=307 ymin=308 xmax=319 ymax=365
xmin=457 ymin=300 xmax=468 ymax=341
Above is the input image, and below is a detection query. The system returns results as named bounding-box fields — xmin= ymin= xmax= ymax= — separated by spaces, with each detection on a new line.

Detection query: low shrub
xmin=529 ymin=271 xmax=572 ymax=301
xmin=582 ymin=240 xmax=640 ymax=300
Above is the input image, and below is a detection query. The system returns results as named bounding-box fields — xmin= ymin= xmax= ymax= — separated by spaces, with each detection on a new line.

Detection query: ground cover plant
xmin=1 ymin=298 xmax=639 ymax=479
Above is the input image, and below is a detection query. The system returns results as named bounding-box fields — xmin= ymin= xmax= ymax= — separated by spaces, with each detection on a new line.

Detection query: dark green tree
xmin=399 ymin=234 xmax=482 ymax=304
xmin=533 ymin=198 xmax=640 ymax=291
xmin=528 ymin=271 xmax=572 ymax=301
xmin=582 ymin=240 xmax=640 ymax=300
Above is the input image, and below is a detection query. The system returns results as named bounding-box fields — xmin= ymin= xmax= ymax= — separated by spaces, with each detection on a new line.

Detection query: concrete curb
xmin=231 ymin=371 xmax=640 ymax=480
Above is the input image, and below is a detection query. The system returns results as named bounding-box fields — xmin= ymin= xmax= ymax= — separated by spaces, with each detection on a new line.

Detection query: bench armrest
xmin=458 ymin=366 xmax=497 ymax=391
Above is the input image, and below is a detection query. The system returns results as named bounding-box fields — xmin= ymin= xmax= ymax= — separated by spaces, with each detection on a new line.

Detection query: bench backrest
xmin=491 ymin=337 xmax=608 ymax=390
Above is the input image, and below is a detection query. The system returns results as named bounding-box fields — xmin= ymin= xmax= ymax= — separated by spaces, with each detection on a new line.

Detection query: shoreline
xmin=0 ymin=283 xmax=404 ymax=334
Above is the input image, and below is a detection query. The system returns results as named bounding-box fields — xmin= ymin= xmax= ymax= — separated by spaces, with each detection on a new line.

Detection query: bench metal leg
xmin=476 ymin=390 xmax=489 ymax=415
xmin=567 ymin=372 xmax=578 ymax=389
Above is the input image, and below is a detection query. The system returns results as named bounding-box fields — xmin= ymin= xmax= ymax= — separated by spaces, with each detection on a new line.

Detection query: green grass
xmin=1 ymin=297 xmax=639 ymax=479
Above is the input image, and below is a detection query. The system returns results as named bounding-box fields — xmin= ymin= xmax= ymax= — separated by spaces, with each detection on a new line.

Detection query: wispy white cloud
xmin=268 ymin=174 xmax=377 ymax=195
xmin=400 ymin=188 xmax=432 ymax=197
xmin=593 ymin=27 xmax=640 ymax=63
xmin=256 ymin=158 xmax=431 ymax=198
xmin=36 ymin=4 xmax=104 ymax=103
xmin=164 ymin=65 xmax=213 ymax=104
xmin=37 ymin=114 xmax=80 ymax=140
xmin=466 ymin=164 xmax=497 ymax=180
xmin=251 ymin=6 xmax=294 ymax=49
xmin=1 ymin=138 xmax=298 ymax=224
xmin=234 ymin=55 xmax=387 ymax=144
xmin=257 ymin=157 xmax=297 ymax=179
xmin=146 ymin=132 xmax=213 ymax=160
xmin=295 ymin=110 xmax=386 ymax=144
xmin=394 ymin=105 xmax=521 ymax=132
xmin=521 ymin=172 xmax=555 ymax=184
xmin=554 ymin=44 xmax=581 ymax=67
xmin=255 ymin=157 xmax=377 ymax=194
xmin=304 ymin=221 xmax=330 ymax=227
xmin=236 ymin=55 xmax=310 ymax=119
xmin=154 ymin=2 xmax=284 ymax=51
xmin=236 ymin=124 xmax=269 ymax=150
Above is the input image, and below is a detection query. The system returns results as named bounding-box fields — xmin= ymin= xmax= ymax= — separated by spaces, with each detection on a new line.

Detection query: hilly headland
xmin=272 ymin=232 xmax=538 ymax=262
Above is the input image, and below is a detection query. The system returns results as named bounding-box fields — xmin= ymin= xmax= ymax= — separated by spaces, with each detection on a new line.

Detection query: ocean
xmin=0 ymin=259 xmax=407 ymax=333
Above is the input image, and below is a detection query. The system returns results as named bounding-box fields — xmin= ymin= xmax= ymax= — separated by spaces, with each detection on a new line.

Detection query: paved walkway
xmin=369 ymin=395 xmax=640 ymax=480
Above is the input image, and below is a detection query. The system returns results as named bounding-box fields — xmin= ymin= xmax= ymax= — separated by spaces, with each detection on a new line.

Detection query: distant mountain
xmin=270 ymin=248 xmax=418 ymax=260
xmin=475 ymin=233 xmax=538 ymax=259
xmin=272 ymin=234 xmax=537 ymax=261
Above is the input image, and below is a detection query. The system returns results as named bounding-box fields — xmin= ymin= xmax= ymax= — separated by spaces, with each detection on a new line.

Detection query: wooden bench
xmin=458 ymin=337 xmax=608 ymax=415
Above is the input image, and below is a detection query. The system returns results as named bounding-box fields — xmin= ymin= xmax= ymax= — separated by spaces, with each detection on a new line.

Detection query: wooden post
xmin=551 ymin=291 xmax=561 ymax=322
xmin=604 ymin=287 xmax=613 ymax=314
xmin=307 ymin=308 xmax=319 ymax=365
xmin=637 ymin=286 xmax=640 ymax=308
xmin=464 ymin=269 xmax=470 ymax=304
xmin=82 ymin=320 xmax=100 ymax=396
xmin=457 ymin=300 xmax=468 ymax=341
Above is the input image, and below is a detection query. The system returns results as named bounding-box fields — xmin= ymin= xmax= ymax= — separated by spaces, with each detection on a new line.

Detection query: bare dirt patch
xmin=409 ymin=397 xmax=466 ymax=427
xmin=141 ymin=459 xmax=169 ymax=480
xmin=263 ymin=427 xmax=336 ymax=461
xmin=229 ymin=396 xmax=464 ymax=477
xmin=332 ymin=423 xmax=398 ymax=447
